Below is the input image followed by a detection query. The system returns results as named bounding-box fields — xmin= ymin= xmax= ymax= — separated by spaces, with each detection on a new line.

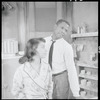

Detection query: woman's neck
xmin=30 ymin=55 xmax=41 ymax=70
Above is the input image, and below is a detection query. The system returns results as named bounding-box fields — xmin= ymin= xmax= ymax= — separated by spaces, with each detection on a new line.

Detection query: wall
xmin=72 ymin=2 xmax=98 ymax=32
xmin=35 ymin=8 xmax=56 ymax=32
xmin=2 ymin=3 xmax=18 ymax=41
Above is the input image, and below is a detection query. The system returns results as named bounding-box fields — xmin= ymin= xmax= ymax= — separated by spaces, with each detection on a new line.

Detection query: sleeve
xmin=64 ymin=45 xmax=80 ymax=97
xmin=11 ymin=68 xmax=25 ymax=99
xmin=47 ymin=66 xmax=53 ymax=99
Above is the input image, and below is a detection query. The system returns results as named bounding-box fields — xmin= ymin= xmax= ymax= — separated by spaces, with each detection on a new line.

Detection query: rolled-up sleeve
xmin=64 ymin=45 xmax=80 ymax=97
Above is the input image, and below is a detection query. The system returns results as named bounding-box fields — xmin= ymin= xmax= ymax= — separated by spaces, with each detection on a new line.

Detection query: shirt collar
xmin=50 ymin=34 xmax=63 ymax=42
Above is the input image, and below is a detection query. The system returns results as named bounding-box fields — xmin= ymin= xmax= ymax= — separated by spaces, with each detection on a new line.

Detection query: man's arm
xmin=64 ymin=45 xmax=80 ymax=97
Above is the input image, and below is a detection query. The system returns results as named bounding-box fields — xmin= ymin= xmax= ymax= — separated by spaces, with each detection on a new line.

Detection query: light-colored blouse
xmin=11 ymin=60 xmax=53 ymax=99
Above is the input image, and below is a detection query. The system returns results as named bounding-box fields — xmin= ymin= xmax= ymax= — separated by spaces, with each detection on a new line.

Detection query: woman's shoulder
xmin=15 ymin=64 xmax=25 ymax=73
xmin=13 ymin=64 xmax=25 ymax=79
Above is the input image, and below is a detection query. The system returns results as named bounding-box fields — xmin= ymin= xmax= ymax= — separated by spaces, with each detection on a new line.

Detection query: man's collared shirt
xmin=43 ymin=35 xmax=80 ymax=97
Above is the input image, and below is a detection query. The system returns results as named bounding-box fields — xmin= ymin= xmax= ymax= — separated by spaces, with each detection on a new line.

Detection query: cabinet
xmin=76 ymin=61 xmax=98 ymax=99
xmin=71 ymin=32 xmax=98 ymax=99
xmin=2 ymin=55 xmax=22 ymax=99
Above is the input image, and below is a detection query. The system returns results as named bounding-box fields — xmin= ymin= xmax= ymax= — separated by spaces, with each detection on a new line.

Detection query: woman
xmin=11 ymin=38 xmax=53 ymax=99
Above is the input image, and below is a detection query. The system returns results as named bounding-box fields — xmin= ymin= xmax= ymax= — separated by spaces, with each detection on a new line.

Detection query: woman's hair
xmin=19 ymin=38 xmax=45 ymax=64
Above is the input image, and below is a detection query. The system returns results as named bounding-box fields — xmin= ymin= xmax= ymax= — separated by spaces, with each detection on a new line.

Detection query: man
xmin=43 ymin=19 xmax=81 ymax=99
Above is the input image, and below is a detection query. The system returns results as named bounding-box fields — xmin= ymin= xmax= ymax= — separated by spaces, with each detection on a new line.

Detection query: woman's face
xmin=36 ymin=42 xmax=47 ymax=58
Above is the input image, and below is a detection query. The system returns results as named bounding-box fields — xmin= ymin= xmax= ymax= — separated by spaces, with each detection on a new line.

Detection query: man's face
xmin=54 ymin=22 xmax=70 ymax=39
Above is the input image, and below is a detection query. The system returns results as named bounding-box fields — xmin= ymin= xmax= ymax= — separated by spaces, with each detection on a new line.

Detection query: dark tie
xmin=48 ymin=41 xmax=55 ymax=69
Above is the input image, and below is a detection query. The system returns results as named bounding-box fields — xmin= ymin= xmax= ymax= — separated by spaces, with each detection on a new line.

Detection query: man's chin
xmin=56 ymin=36 xmax=62 ymax=39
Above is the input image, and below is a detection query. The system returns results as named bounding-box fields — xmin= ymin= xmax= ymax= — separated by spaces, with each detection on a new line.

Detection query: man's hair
xmin=56 ymin=19 xmax=70 ymax=26
xmin=19 ymin=38 xmax=45 ymax=64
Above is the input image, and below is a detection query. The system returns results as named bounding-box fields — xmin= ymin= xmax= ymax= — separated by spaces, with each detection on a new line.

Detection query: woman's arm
xmin=11 ymin=68 xmax=25 ymax=99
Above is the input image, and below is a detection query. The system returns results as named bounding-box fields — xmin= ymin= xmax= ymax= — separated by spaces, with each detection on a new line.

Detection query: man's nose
xmin=62 ymin=30 xmax=66 ymax=35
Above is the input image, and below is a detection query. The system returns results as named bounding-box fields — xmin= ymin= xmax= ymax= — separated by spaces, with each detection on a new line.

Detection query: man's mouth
xmin=61 ymin=32 xmax=65 ymax=35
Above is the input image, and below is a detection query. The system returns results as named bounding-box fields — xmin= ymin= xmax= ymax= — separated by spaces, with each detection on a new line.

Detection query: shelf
xmin=71 ymin=32 xmax=98 ymax=38
xmin=77 ymin=62 xmax=98 ymax=69
xmin=81 ymin=95 xmax=98 ymax=99
xmin=80 ymin=84 xmax=98 ymax=92
xmin=2 ymin=55 xmax=22 ymax=60
xmin=79 ymin=74 xmax=98 ymax=81
xmin=85 ymin=97 xmax=98 ymax=99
